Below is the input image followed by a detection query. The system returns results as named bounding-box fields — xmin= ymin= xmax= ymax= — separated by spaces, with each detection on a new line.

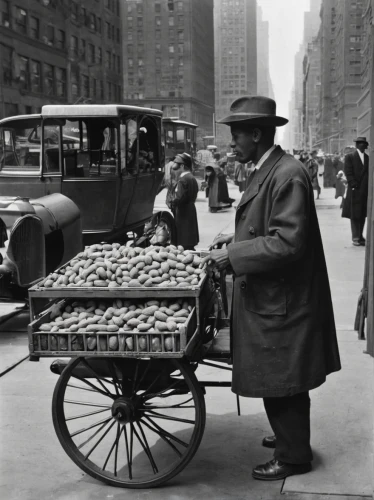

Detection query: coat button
xmin=241 ymin=214 xmax=246 ymax=219
xmin=240 ymin=281 xmax=246 ymax=290
xmin=248 ymin=226 xmax=255 ymax=234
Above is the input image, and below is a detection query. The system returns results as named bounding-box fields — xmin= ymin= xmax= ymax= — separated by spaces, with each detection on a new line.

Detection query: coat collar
xmin=236 ymin=145 xmax=285 ymax=210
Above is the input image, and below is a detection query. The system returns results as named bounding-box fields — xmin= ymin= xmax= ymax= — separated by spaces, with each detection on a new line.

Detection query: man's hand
xmin=210 ymin=232 xmax=234 ymax=249
xmin=207 ymin=248 xmax=230 ymax=271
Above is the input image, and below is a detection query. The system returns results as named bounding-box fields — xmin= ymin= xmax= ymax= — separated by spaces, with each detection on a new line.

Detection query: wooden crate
xmin=29 ymin=298 xmax=197 ymax=359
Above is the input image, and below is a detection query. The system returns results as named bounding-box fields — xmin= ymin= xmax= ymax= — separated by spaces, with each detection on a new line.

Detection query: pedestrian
xmin=207 ymin=95 xmax=341 ymax=481
xmin=163 ymin=156 xmax=177 ymax=210
xmin=170 ymin=152 xmax=199 ymax=250
xmin=306 ymin=150 xmax=321 ymax=199
xmin=205 ymin=163 xmax=235 ymax=212
xmin=342 ymin=137 xmax=369 ymax=246
xmin=234 ymin=161 xmax=247 ymax=192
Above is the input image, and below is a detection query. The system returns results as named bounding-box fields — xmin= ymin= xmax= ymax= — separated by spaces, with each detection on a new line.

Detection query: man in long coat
xmin=209 ymin=96 xmax=341 ymax=481
xmin=170 ymin=153 xmax=199 ymax=250
xmin=342 ymin=137 xmax=369 ymax=246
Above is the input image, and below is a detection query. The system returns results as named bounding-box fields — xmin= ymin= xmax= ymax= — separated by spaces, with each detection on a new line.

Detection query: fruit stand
xmin=28 ymin=242 xmax=231 ymax=488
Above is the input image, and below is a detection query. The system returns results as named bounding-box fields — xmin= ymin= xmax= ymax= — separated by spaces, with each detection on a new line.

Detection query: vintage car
xmin=0 ymin=104 xmax=176 ymax=299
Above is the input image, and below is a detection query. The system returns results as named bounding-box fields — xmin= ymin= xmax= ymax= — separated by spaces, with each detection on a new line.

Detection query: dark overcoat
xmin=227 ymin=146 xmax=341 ymax=398
xmin=342 ymin=151 xmax=369 ymax=220
xmin=173 ymin=172 xmax=199 ymax=248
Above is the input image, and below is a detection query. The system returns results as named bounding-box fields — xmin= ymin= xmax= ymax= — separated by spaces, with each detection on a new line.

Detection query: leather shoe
xmin=352 ymin=240 xmax=361 ymax=246
xmin=262 ymin=435 xmax=276 ymax=449
xmin=252 ymin=458 xmax=311 ymax=481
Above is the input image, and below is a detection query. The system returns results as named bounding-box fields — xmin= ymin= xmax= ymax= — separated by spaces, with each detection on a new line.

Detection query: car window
xmin=0 ymin=118 xmax=42 ymax=172
xmin=43 ymin=120 xmax=62 ymax=174
xmin=62 ymin=119 xmax=117 ymax=178
xmin=138 ymin=116 xmax=161 ymax=173
xmin=120 ymin=117 xmax=138 ymax=176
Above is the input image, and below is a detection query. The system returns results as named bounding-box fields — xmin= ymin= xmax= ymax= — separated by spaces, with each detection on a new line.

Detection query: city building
xmin=317 ymin=0 xmax=365 ymax=153
xmin=289 ymin=0 xmax=321 ymax=151
xmin=214 ymin=0 xmax=257 ymax=150
xmin=303 ymin=32 xmax=321 ymax=149
xmin=257 ymin=5 xmax=274 ymax=100
xmin=357 ymin=0 xmax=373 ymax=138
xmin=121 ymin=0 xmax=214 ymax=147
xmin=0 ymin=0 xmax=123 ymax=120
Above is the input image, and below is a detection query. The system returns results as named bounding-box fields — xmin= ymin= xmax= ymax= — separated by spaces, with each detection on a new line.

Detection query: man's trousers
xmin=351 ymin=218 xmax=366 ymax=242
xmin=263 ymin=391 xmax=313 ymax=464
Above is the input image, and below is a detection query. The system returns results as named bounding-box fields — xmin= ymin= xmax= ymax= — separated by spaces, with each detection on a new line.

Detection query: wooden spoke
xmin=133 ymin=422 xmax=158 ymax=474
xmin=123 ymin=424 xmax=133 ymax=480
xmin=81 ymin=359 xmax=115 ymax=397
xmin=71 ymin=374 xmax=115 ymax=399
xmin=141 ymin=419 xmax=182 ymax=458
xmin=64 ymin=400 xmax=111 ymax=408
xmin=143 ymin=410 xmax=195 ymax=425
xmin=143 ymin=415 xmax=189 ymax=448
xmin=83 ymin=420 xmax=116 ymax=460
xmin=70 ymin=416 xmax=113 ymax=438
xmin=66 ymin=407 xmax=110 ymax=421
xmin=78 ymin=419 xmax=114 ymax=451
xmin=114 ymin=423 xmax=121 ymax=477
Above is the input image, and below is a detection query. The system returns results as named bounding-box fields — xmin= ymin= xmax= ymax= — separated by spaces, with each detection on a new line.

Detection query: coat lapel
xmin=236 ymin=146 xmax=285 ymax=211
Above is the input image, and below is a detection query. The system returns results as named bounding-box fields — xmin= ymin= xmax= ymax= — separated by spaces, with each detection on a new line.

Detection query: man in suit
xmin=208 ymin=96 xmax=341 ymax=481
xmin=170 ymin=152 xmax=199 ymax=250
xmin=343 ymin=137 xmax=369 ymax=246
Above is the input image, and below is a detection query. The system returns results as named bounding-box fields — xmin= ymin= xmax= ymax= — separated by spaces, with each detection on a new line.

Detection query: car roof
xmin=162 ymin=117 xmax=198 ymax=128
xmin=41 ymin=104 xmax=163 ymax=118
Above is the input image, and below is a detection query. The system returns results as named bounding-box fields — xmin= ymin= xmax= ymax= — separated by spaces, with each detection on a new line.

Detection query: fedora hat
xmin=354 ymin=136 xmax=369 ymax=145
xmin=217 ymin=95 xmax=288 ymax=127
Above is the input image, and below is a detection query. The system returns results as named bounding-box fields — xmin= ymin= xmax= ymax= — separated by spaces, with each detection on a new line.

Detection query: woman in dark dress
xmin=205 ymin=163 xmax=235 ymax=213
xmin=170 ymin=153 xmax=199 ymax=250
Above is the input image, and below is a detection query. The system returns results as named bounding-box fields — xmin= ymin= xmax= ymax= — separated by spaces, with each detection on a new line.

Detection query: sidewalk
xmin=0 ymin=186 xmax=373 ymax=500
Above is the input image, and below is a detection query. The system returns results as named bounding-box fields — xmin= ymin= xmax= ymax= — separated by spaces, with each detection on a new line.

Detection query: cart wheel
xmin=52 ymin=357 xmax=205 ymax=489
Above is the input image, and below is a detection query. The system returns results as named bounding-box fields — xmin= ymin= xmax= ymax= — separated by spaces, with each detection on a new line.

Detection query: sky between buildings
xmin=258 ymin=0 xmax=311 ymax=144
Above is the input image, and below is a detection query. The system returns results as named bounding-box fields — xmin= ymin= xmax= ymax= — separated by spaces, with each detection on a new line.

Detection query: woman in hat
xmin=306 ymin=150 xmax=321 ymax=199
xmin=342 ymin=136 xmax=369 ymax=246
xmin=170 ymin=152 xmax=199 ymax=250
xmin=205 ymin=162 xmax=235 ymax=213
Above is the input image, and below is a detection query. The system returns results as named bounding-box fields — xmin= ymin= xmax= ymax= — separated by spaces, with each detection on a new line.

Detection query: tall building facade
xmin=0 ymin=0 xmax=123 ymax=119
xmin=303 ymin=31 xmax=321 ymax=148
xmin=257 ymin=5 xmax=274 ymax=100
xmin=289 ymin=0 xmax=321 ymax=150
xmin=214 ymin=0 xmax=257 ymax=150
xmin=317 ymin=0 xmax=365 ymax=153
xmin=121 ymin=0 xmax=214 ymax=147
xmin=357 ymin=0 xmax=373 ymax=138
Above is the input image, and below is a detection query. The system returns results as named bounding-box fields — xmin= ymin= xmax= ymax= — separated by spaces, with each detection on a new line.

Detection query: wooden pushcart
xmin=28 ymin=267 xmax=232 ymax=489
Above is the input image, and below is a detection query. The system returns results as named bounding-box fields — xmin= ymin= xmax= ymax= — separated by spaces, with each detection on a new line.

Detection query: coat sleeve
xmin=173 ymin=178 xmax=190 ymax=206
xmin=227 ymin=179 xmax=310 ymax=276
xmin=344 ymin=154 xmax=357 ymax=188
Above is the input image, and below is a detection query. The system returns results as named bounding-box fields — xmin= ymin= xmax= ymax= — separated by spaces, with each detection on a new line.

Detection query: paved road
xmin=0 ymin=186 xmax=372 ymax=500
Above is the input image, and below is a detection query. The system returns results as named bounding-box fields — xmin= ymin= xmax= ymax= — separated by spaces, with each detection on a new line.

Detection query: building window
xmin=44 ymin=63 xmax=54 ymax=95
xmin=97 ymin=47 xmax=102 ymax=64
xmin=169 ymin=58 xmax=174 ymax=67
xmin=156 ymin=43 xmax=161 ymax=53
xmin=106 ymin=51 xmax=111 ymax=70
xmin=128 ymin=58 xmax=133 ymax=68
xmin=169 ymin=28 xmax=174 ymax=38
xmin=1 ymin=45 xmax=12 ymax=85
xmin=117 ymin=55 xmax=120 ymax=73
xmin=178 ymin=30 xmax=184 ymax=40
xmin=155 ymin=30 xmax=161 ymax=40
xmin=96 ymin=17 xmax=101 ymax=33
xmin=169 ymin=16 xmax=174 ymax=26
xmin=82 ymin=74 xmax=89 ymax=97
xmin=108 ymin=81 xmax=112 ymax=101
xmin=99 ymin=80 xmax=104 ymax=99
xmin=178 ymin=15 xmax=183 ymax=24
xmin=111 ymin=24 xmax=115 ymax=39
xmin=19 ymin=56 xmax=30 ymax=90
xmin=137 ymin=30 xmax=143 ymax=40
xmin=71 ymin=68 xmax=79 ymax=98
xmin=155 ymin=16 xmax=161 ymax=26
xmin=0 ymin=0 xmax=10 ymax=28
xmin=30 ymin=16 xmax=39 ymax=39
xmin=168 ymin=0 xmax=174 ymax=11
xmin=80 ymin=39 xmax=86 ymax=60
xmin=179 ymin=57 xmax=183 ymax=66
xmin=31 ymin=60 xmax=41 ymax=92
xmin=56 ymin=29 xmax=65 ymax=49
xmin=127 ymin=44 xmax=133 ymax=54
xmin=14 ymin=6 xmax=27 ymax=34
xmin=45 ymin=24 xmax=54 ymax=45
xmin=155 ymin=3 xmax=161 ymax=13
xmin=128 ymin=16 xmax=133 ymax=27
xmin=116 ymin=28 xmax=120 ymax=43
xmin=89 ymin=13 xmax=96 ymax=30
xmin=55 ymin=67 xmax=66 ymax=97
xmin=177 ymin=1 xmax=183 ymax=10
xmin=71 ymin=1 xmax=78 ymax=22
xmin=178 ymin=43 xmax=184 ymax=54
xmin=137 ymin=17 xmax=143 ymax=27
xmin=128 ymin=32 xmax=133 ymax=41
xmin=138 ymin=58 xmax=143 ymax=67
xmin=88 ymin=43 xmax=95 ymax=64
xmin=169 ymin=44 xmax=174 ymax=53
xmin=70 ymin=35 xmax=78 ymax=56
xmin=106 ymin=22 xmax=111 ymax=38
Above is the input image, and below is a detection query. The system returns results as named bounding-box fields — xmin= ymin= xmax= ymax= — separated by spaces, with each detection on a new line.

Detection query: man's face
xmin=172 ymin=162 xmax=183 ymax=179
xmin=229 ymin=125 xmax=257 ymax=164
xmin=356 ymin=142 xmax=367 ymax=153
